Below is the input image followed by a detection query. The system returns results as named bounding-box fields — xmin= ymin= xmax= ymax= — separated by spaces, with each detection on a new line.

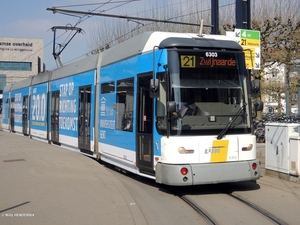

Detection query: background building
xmin=263 ymin=63 xmax=300 ymax=115
xmin=0 ymin=36 xmax=44 ymax=87
xmin=0 ymin=36 xmax=44 ymax=110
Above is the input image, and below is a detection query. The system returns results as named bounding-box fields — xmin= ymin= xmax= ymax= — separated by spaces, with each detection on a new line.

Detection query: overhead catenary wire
xmin=13 ymin=1 xmax=238 ymax=70
xmin=39 ymin=1 xmax=133 ymax=70
xmin=47 ymin=0 xmax=236 ymax=58
xmin=46 ymin=4 xmax=214 ymax=58
xmin=47 ymin=8 xmax=214 ymax=28
xmin=51 ymin=0 xmax=135 ymax=9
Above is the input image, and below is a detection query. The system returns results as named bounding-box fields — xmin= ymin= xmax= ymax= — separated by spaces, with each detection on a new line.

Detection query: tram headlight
xmin=178 ymin=147 xmax=194 ymax=154
xmin=242 ymin=144 xmax=253 ymax=151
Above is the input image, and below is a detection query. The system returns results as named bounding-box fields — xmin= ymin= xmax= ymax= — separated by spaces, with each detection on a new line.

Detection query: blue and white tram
xmin=2 ymin=78 xmax=31 ymax=135
xmin=49 ymin=55 xmax=99 ymax=152
xmin=2 ymin=31 xmax=262 ymax=186
xmin=30 ymin=71 xmax=51 ymax=140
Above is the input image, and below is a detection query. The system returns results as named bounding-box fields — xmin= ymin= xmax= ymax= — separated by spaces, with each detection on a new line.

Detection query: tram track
xmin=164 ymin=185 xmax=289 ymax=225
xmin=97 ymin=161 xmax=300 ymax=224
xmin=164 ymin=185 xmax=218 ymax=225
xmin=226 ymin=193 xmax=288 ymax=225
xmin=179 ymin=194 xmax=217 ymax=225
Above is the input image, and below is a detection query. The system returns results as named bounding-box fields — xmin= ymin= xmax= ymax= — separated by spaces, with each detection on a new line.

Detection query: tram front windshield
xmin=156 ymin=50 xmax=251 ymax=136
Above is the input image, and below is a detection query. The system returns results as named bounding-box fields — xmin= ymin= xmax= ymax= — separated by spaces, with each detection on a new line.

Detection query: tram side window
xmin=116 ymin=78 xmax=134 ymax=132
xmin=101 ymin=82 xmax=115 ymax=93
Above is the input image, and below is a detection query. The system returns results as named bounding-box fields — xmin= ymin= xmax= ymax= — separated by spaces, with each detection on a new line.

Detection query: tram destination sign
xmin=180 ymin=52 xmax=237 ymax=69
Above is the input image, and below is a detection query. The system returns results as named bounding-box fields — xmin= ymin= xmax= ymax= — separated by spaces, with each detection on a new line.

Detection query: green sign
xmin=240 ymin=30 xmax=260 ymax=40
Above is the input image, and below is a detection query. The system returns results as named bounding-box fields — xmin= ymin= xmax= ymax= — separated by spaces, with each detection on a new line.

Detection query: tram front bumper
xmin=155 ymin=160 xmax=260 ymax=186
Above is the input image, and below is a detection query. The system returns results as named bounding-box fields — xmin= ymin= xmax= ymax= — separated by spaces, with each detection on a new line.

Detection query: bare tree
xmin=221 ymin=0 xmax=300 ymax=116
xmin=87 ymin=0 xmax=213 ymax=53
xmin=88 ymin=0 xmax=300 ymax=115
xmin=251 ymin=0 xmax=300 ymax=115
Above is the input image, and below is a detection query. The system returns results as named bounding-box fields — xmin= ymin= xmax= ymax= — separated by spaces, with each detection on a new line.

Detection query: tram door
xmin=22 ymin=96 xmax=28 ymax=135
xmin=51 ymin=91 xmax=60 ymax=144
xmin=136 ymin=74 xmax=154 ymax=175
xmin=78 ymin=86 xmax=91 ymax=152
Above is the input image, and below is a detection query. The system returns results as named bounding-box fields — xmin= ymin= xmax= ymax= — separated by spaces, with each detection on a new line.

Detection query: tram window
xmin=101 ymin=82 xmax=115 ymax=93
xmin=116 ymin=78 xmax=134 ymax=132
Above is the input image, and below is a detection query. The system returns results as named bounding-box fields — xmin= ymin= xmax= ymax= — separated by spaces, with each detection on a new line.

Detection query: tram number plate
xmin=180 ymin=55 xmax=196 ymax=68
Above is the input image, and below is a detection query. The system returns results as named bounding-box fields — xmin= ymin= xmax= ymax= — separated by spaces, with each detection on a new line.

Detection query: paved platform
xmin=0 ymin=131 xmax=146 ymax=225
xmin=1 ymin=130 xmax=300 ymax=225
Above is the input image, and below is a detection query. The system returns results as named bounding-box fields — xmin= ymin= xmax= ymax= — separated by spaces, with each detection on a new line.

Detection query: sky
xmin=0 ymin=0 xmax=185 ymax=71
xmin=1 ymin=0 xmax=237 ymax=71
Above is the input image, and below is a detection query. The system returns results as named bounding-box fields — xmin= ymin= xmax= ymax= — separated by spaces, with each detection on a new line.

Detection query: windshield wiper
xmin=217 ymin=103 xmax=246 ymax=140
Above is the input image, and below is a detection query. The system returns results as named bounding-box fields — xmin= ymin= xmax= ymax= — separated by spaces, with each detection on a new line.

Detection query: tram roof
xmin=51 ymin=53 xmax=99 ymax=81
xmin=50 ymin=31 xmax=242 ymax=80
xmin=101 ymin=31 xmax=242 ymax=66
xmin=11 ymin=77 xmax=33 ymax=91
xmin=32 ymin=71 xmax=52 ymax=85
xmin=3 ymin=84 xmax=12 ymax=92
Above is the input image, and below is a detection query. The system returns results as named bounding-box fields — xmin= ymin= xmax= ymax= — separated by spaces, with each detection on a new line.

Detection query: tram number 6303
xmin=205 ymin=52 xmax=218 ymax=57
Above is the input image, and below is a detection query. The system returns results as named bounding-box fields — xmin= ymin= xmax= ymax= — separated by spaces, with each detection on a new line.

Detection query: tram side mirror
xmin=251 ymin=79 xmax=260 ymax=98
xmin=167 ymin=101 xmax=176 ymax=113
xmin=167 ymin=101 xmax=188 ymax=119
xmin=252 ymin=100 xmax=264 ymax=118
xmin=150 ymin=79 xmax=159 ymax=98
xmin=254 ymin=100 xmax=264 ymax=111
xmin=177 ymin=106 xmax=188 ymax=119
